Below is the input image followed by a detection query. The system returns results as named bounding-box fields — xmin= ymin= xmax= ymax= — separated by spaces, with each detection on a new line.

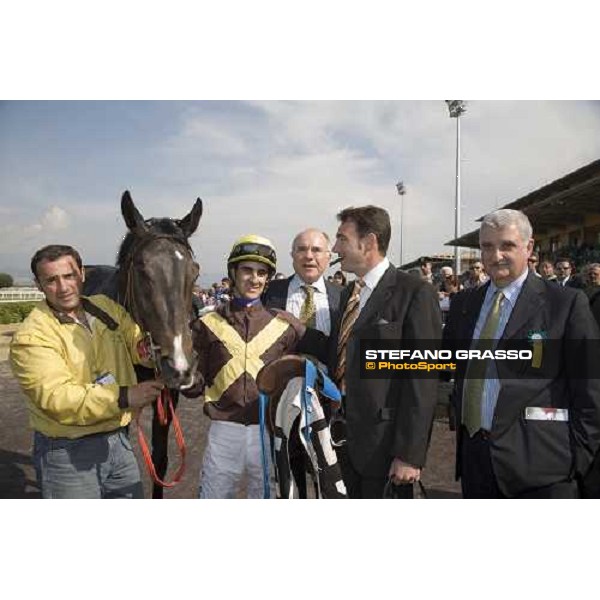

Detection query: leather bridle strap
xmin=134 ymin=332 xmax=187 ymax=489
xmin=135 ymin=387 xmax=187 ymax=488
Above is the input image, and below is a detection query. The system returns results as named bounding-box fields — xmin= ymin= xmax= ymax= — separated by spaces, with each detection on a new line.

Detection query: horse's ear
xmin=180 ymin=198 xmax=203 ymax=238
xmin=121 ymin=190 xmax=147 ymax=233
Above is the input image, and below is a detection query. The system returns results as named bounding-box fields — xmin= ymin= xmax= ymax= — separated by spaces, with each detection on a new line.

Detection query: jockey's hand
xmin=180 ymin=372 xmax=205 ymax=398
xmin=127 ymin=380 xmax=164 ymax=409
xmin=388 ymin=457 xmax=421 ymax=485
xmin=272 ymin=309 xmax=306 ymax=338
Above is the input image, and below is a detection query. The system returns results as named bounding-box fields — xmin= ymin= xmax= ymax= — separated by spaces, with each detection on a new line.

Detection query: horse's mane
xmin=116 ymin=218 xmax=194 ymax=268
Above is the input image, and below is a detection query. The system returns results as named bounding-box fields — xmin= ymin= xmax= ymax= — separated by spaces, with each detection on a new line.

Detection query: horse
xmin=84 ymin=190 xmax=203 ymax=498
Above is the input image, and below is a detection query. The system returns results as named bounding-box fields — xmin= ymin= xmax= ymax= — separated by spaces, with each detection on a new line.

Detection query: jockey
xmin=185 ymin=234 xmax=318 ymax=498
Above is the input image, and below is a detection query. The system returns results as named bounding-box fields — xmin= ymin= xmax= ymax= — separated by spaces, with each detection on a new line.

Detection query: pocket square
xmin=376 ymin=317 xmax=390 ymax=325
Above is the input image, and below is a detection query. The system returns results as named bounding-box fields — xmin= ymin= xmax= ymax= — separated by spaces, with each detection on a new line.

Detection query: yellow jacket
xmin=10 ymin=295 xmax=145 ymax=438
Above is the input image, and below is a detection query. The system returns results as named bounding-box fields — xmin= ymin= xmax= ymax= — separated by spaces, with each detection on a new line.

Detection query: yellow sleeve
xmin=10 ymin=330 xmax=123 ymax=426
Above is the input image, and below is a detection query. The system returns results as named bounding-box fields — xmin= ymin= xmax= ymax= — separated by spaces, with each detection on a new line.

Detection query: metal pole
xmin=446 ymin=101 xmax=466 ymax=278
xmin=396 ymin=181 xmax=406 ymax=268
xmin=454 ymin=114 xmax=461 ymax=277
xmin=400 ymin=192 xmax=404 ymax=267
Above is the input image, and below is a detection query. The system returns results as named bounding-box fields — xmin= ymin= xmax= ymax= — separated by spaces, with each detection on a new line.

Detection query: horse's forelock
xmin=116 ymin=218 xmax=193 ymax=267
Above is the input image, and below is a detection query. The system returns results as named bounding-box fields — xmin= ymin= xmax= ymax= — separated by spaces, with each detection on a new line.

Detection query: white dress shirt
xmin=286 ymin=274 xmax=331 ymax=335
xmin=469 ymin=268 xmax=528 ymax=430
xmin=358 ymin=257 xmax=390 ymax=312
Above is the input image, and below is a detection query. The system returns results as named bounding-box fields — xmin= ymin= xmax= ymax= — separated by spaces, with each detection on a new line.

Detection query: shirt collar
xmin=231 ymin=296 xmax=263 ymax=309
xmin=488 ymin=268 xmax=529 ymax=307
xmin=290 ymin=273 xmax=326 ymax=294
xmin=362 ymin=257 xmax=390 ymax=291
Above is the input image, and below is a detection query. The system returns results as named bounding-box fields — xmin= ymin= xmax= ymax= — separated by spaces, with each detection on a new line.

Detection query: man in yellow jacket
xmin=10 ymin=244 xmax=163 ymax=499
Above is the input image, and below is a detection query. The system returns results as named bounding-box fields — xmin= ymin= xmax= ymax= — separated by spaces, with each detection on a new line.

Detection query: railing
xmin=0 ymin=288 xmax=45 ymax=303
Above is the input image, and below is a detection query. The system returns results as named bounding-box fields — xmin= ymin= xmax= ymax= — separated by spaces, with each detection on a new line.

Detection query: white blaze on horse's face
xmin=172 ymin=334 xmax=189 ymax=373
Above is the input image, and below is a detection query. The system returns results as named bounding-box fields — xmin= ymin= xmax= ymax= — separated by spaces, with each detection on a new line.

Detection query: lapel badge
xmin=527 ymin=329 xmax=547 ymax=369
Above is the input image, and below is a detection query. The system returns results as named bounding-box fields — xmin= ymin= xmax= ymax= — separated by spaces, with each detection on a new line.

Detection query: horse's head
xmin=118 ymin=190 xmax=203 ymax=390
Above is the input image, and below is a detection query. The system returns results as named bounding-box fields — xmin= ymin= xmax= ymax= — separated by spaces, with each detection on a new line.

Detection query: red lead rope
xmin=135 ymin=387 xmax=186 ymax=488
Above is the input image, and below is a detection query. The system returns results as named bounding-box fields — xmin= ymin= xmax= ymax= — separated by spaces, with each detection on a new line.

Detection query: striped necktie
xmin=334 ymin=279 xmax=366 ymax=393
xmin=462 ymin=290 xmax=505 ymax=436
xmin=299 ymin=285 xmax=317 ymax=328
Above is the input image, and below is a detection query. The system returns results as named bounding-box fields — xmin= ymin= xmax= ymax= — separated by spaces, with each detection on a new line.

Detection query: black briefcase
xmin=383 ymin=479 xmax=428 ymax=499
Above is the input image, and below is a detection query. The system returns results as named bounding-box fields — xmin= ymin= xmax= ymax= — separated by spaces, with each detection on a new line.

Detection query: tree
xmin=0 ymin=273 xmax=14 ymax=288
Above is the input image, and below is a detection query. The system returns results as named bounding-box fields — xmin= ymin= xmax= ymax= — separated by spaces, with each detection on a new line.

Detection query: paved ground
xmin=0 ymin=323 xmax=461 ymax=499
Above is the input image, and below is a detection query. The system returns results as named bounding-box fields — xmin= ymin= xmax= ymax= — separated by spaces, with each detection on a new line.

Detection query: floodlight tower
xmin=446 ymin=100 xmax=467 ymax=277
xmin=396 ymin=180 xmax=406 ymax=268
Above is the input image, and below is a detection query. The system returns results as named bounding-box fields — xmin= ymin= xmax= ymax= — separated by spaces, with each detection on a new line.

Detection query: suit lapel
xmin=353 ymin=264 xmax=397 ymax=331
xmin=462 ymin=283 xmax=489 ymax=339
xmin=276 ymin=277 xmax=291 ymax=310
xmin=325 ymin=280 xmax=336 ymax=326
xmin=501 ymin=273 xmax=545 ymax=339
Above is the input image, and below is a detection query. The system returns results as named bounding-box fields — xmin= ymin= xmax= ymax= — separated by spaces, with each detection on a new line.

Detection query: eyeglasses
xmin=528 ymin=259 xmax=538 ymax=264
xmin=229 ymin=243 xmax=276 ymax=265
xmin=471 ymin=266 xmax=482 ymax=270
xmin=293 ymin=245 xmax=329 ymax=256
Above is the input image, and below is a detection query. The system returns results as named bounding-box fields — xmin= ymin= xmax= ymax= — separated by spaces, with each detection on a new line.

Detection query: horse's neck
xmin=83 ymin=266 xmax=120 ymax=303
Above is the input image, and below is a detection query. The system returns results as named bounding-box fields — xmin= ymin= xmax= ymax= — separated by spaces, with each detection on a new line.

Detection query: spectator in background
xmin=555 ymin=258 xmax=585 ymax=289
xmin=463 ymin=261 xmax=488 ymax=290
xmin=584 ymin=263 xmax=600 ymax=328
xmin=540 ymin=260 xmax=557 ymax=281
xmin=527 ymin=252 xmax=542 ymax=277
xmin=438 ymin=272 xmax=461 ymax=321
xmin=420 ymin=258 xmax=434 ymax=285
xmin=333 ymin=270 xmax=347 ymax=287
xmin=216 ymin=277 xmax=232 ymax=303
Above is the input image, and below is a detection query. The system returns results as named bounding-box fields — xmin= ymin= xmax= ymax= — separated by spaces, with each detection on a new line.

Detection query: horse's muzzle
xmin=160 ymin=353 xmax=199 ymax=390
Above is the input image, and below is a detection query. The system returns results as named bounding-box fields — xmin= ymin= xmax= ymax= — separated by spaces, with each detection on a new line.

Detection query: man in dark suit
xmin=555 ymin=257 xmax=585 ymax=289
xmin=263 ymin=228 xmax=341 ymax=498
xmin=329 ymin=206 xmax=441 ymax=499
xmin=443 ymin=209 xmax=600 ymax=498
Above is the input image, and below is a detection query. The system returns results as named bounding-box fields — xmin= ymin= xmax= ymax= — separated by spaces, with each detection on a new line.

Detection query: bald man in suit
xmin=263 ymin=228 xmax=341 ymax=497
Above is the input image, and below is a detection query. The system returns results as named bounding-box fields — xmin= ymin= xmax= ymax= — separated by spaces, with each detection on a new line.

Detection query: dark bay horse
xmin=85 ymin=190 xmax=203 ymax=498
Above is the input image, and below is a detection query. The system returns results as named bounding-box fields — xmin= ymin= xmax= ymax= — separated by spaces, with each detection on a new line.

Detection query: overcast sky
xmin=2 ymin=100 xmax=600 ymax=284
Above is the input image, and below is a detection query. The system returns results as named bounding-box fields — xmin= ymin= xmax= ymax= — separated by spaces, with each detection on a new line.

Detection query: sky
xmin=2 ymin=100 xmax=600 ymax=285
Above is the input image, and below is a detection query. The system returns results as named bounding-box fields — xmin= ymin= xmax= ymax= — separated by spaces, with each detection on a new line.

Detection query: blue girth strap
xmin=301 ymin=359 xmax=341 ymax=442
xmin=259 ymin=391 xmax=271 ymax=499
xmin=259 ymin=360 xmax=342 ymax=499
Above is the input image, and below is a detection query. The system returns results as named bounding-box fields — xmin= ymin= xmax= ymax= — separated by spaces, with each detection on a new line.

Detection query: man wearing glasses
xmin=263 ymin=228 xmax=342 ymax=497
xmin=464 ymin=261 xmax=488 ymax=290
xmin=555 ymin=258 xmax=585 ymax=289
xmin=264 ymin=229 xmax=341 ymax=336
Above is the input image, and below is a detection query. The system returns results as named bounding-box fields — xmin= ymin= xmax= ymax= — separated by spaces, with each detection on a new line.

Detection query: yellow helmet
xmin=227 ymin=234 xmax=277 ymax=274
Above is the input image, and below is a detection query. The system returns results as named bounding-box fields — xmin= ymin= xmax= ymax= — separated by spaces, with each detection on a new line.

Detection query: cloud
xmin=2 ymin=101 xmax=600 ymax=281
xmin=23 ymin=205 xmax=70 ymax=234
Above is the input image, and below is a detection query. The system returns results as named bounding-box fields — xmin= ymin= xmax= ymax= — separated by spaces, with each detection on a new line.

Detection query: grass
xmin=0 ymin=302 xmax=39 ymax=324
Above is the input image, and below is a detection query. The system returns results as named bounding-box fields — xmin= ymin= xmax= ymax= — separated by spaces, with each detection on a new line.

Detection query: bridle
xmin=121 ymin=229 xmax=195 ymax=489
xmin=121 ymin=231 xmax=195 ymax=328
